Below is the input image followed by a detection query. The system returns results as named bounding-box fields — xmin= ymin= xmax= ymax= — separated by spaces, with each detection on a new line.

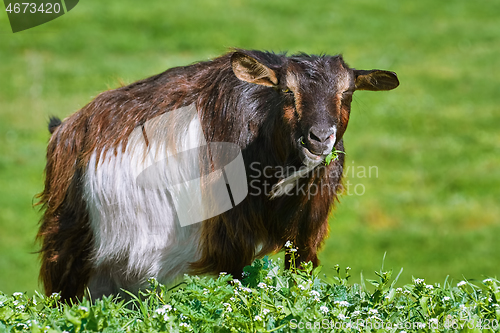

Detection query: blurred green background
xmin=1 ymin=0 xmax=499 ymax=295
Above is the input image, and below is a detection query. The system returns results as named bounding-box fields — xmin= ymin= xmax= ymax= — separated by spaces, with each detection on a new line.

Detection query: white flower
xmin=313 ymin=296 xmax=320 ymax=302
xmin=460 ymin=304 xmax=467 ymax=311
xmin=254 ymin=315 xmax=262 ymax=321
xmin=242 ymin=287 xmax=252 ymax=293
xmin=443 ymin=296 xmax=451 ymax=301
xmin=163 ymin=314 xmax=169 ymax=321
xmin=319 ymin=306 xmax=329 ymax=314
xmin=346 ymin=267 xmax=351 ymax=270
xmin=276 ymin=305 xmax=284 ymax=312
xmin=457 ymin=281 xmax=467 ymax=287
xmin=257 ymin=282 xmax=267 ymax=289
xmin=223 ymin=303 xmax=232 ymax=312
xmin=219 ymin=272 xmax=227 ymax=276
xmin=16 ymin=305 xmax=25 ymax=311
xmin=13 ymin=292 xmax=23 ymax=297
xmin=483 ymin=278 xmax=493 ymax=284
xmin=155 ymin=304 xmax=172 ymax=314
xmin=180 ymin=322 xmax=189 ymax=328
xmin=310 ymin=290 xmax=320 ymax=297
xmin=338 ymin=313 xmax=347 ymax=320
xmin=290 ymin=248 xmax=297 ymax=252
xmin=426 ymin=285 xmax=434 ymax=290
xmin=232 ymin=279 xmax=241 ymax=285
xmin=396 ymin=288 xmax=403 ymax=293
xmin=262 ymin=308 xmax=270 ymax=315
xmin=414 ymin=278 xmax=425 ymax=284
xmin=429 ymin=318 xmax=438 ymax=325
xmin=404 ymin=290 xmax=411 ymax=295
xmin=285 ymin=241 xmax=292 ymax=248
xmin=368 ymin=309 xmax=378 ymax=315
xmin=203 ymin=288 xmax=209 ymax=295
xmin=351 ymin=310 xmax=361 ymax=317
xmin=78 ymin=306 xmax=89 ymax=312
xmin=298 ymin=284 xmax=306 ymax=290
xmin=335 ymin=300 xmax=350 ymax=307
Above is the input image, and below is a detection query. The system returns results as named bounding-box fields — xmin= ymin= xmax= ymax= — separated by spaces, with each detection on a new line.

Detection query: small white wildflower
xmin=457 ymin=281 xmax=467 ymax=287
xmin=290 ymin=248 xmax=297 ymax=252
xmin=429 ymin=318 xmax=438 ymax=326
xmin=219 ymin=272 xmax=227 ymax=276
xmin=180 ymin=314 xmax=187 ymax=320
xmin=310 ymin=290 xmax=320 ymax=297
xmin=483 ymin=278 xmax=493 ymax=284
xmin=78 ymin=306 xmax=89 ymax=312
xmin=313 ymin=296 xmax=320 ymax=302
xmin=16 ymin=305 xmax=25 ymax=311
xmin=276 ymin=305 xmax=284 ymax=311
xmin=443 ymin=296 xmax=451 ymax=301
xmin=493 ymin=304 xmax=499 ymax=307
xmin=13 ymin=292 xmax=23 ymax=297
xmin=285 ymin=241 xmax=292 ymax=248
xmin=262 ymin=308 xmax=270 ymax=315
xmin=338 ymin=313 xmax=347 ymax=320
xmin=223 ymin=303 xmax=232 ymax=312
xmin=298 ymin=284 xmax=306 ymax=290
xmin=488 ymin=297 xmax=493 ymax=302
xmin=396 ymin=288 xmax=402 ymax=293
xmin=368 ymin=309 xmax=378 ymax=315
xmin=13 ymin=300 xmax=19 ymax=306
xmin=179 ymin=322 xmax=189 ymax=328
xmin=0 ymin=302 xmax=4 ymax=307
xmin=163 ymin=314 xmax=169 ymax=321
xmin=346 ymin=267 xmax=351 ymax=270
xmin=426 ymin=284 xmax=434 ymax=290
xmin=319 ymin=306 xmax=329 ymax=314
xmin=254 ymin=315 xmax=262 ymax=321
xmin=404 ymin=290 xmax=411 ymax=295
xmin=460 ymin=304 xmax=467 ymax=311
xmin=351 ymin=310 xmax=361 ymax=317
xmin=232 ymin=279 xmax=241 ymax=285
xmin=156 ymin=307 xmax=166 ymax=315
xmin=16 ymin=323 xmax=28 ymax=329
xmin=242 ymin=287 xmax=252 ymax=293
xmin=385 ymin=295 xmax=390 ymax=299
xmin=203 ymin=288 xmax=209 ymax=295
xmin=257 ymin=282 xmax=267 ymax=289
xmin=335 ymin=300 xmax=350 ymax=307
xmin=230 ymin=297 xmax=236 ymax=301
xmin=414 ymin=278 xmax=425 ymax=284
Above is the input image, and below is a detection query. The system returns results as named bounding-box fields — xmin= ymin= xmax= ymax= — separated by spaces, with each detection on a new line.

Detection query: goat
xmin=37 ymin=49 xmax=399 ymax=301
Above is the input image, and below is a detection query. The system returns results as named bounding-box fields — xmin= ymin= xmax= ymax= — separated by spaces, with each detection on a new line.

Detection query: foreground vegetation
xmin=1 ymin=247 xmax=499 ymax=332
xmin=1 ymin=0 xmax=499 ymax=296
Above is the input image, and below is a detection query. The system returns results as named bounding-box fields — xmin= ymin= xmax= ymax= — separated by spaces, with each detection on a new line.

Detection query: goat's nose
xmin=308 ymin=126 xmax=336 ymax=144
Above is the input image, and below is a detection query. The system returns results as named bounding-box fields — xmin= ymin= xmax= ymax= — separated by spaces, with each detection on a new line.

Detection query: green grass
xmin=1 ymin=0 xmax=499 ymax=295
xmin=1 ymin=256 xmax=500 ymax=332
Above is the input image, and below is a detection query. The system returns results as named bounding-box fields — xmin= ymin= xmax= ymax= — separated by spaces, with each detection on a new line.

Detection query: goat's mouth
xmin=297 ymin=137 xmax=328 ymax=167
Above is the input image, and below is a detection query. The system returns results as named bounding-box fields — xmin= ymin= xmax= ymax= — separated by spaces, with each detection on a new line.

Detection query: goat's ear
xmin=354 ymin=69 xmax=399 ymax=91
xmin=231 ymin=52 xmax=278 ymax=87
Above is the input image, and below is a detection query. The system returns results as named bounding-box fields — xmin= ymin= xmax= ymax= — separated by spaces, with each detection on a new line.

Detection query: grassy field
xmin=0 ymin=0 xmax=499 ymax=295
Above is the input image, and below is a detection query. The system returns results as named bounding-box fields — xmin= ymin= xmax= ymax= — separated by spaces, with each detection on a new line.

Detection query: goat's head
xmin=231 ymin=51 xmax=399 ymax=166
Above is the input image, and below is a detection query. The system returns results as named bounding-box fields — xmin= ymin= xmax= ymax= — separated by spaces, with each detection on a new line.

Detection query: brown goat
xmin=37 ymin=49 xmax=399 ymax=301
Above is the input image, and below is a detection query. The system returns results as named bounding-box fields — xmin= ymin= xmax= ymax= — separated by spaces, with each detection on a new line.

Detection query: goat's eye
xmin=281 ymin=88 xmax=293 ymax=94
